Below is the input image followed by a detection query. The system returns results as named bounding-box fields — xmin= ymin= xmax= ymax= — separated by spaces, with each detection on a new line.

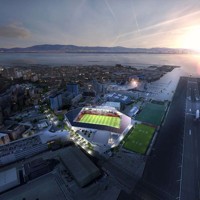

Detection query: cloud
xmin=0 ymin=24 xmax=31 ymax=38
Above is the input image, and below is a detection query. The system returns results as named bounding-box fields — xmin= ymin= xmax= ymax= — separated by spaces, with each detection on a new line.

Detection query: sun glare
xmin=180 ymin=27 xmax=200 ymax=51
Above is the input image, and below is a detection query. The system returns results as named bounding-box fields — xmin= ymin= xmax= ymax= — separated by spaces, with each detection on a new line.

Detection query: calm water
xmin=0 ymin=53 xmax=200 ymax=76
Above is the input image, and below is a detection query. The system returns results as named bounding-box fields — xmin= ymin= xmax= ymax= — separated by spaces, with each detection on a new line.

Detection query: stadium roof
xmin=60 ymin=146 xmax=100 ymax=187
xmin=65 ymin=107 xmax=132 ymax=134
xmin=0 ymin=168 xmax=20 ymax=193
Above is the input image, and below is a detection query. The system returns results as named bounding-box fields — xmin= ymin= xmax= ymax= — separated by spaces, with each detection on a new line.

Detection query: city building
xmin=7 ymin=124 xmax=26 ymax=140
xmin=62 ymin=91 xmax=73 ymax=106
xmin=105 ymin=92 xmax=132 ymax=105
xmin=92 ymin=79 xmax=104 ymax=95
xmin=0 ymin=108 xmax=3 ymax=125
xmin=49 ymin=93 xmax=62 ymax=110
xmin=23 ymin=158 xmax=55 ymax=181
xmin=102 ymin=101 xmax=121 ymax=111
xmin=67 ymin=83 xmax=79 ymax=96
xmin=0 ymin=168 xmax=20 ymax=193
xmin=0 ymin=133 xmax=10 ymax=145
xmin=82 ymin=91 xmax=96 ymax=97
xmin=0 ymin=125 xmax=70 ymax=166
xmin=71 ymin=94 xmax=82 ymax=105
xmin=60 ymin=146 xmax=100 ymax=187
xmin=31 ymin=74 xmax=39 ymax=82
xmin=14 ymin=70 xmax=23 ymax=79
xmin=128 ymin=106 xmax=139 ymax=117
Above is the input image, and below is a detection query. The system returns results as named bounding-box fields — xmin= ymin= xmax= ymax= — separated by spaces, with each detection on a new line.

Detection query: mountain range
xmin=0 ymin=44 xmax=197 ymax=54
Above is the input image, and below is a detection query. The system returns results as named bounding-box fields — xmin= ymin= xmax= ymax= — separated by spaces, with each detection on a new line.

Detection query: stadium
xmin=65 ymin=106 xmax=133 ymax=149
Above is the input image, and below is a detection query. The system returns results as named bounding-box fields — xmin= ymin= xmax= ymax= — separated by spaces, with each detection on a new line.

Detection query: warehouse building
xmin=60 ymin=146 xmax=100 ymax=187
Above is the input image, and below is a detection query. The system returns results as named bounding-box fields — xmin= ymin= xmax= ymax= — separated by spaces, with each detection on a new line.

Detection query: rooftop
xmin=0 ymin=133 xmax=8 ymax=138
xmin=103 ymin=101 xmax=121 ymax=108
xmin=0 ymin=173 xmax=66 ymax=200
xmin=0 ymin=168 xmax=19 ymax=193
xmin=106 ymin=93 xmax=132 ymax=104
xmin=60 ymin=146 xmax=100 ymax=187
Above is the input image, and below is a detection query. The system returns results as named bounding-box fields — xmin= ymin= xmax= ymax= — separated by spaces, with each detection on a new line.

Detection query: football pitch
xmin=123 ymin=124 xmax=155 ymax=154
xmin=135 ymin=102 xmax=166 ymax=126
xmin=79 ymin=114 xmax=121 ymax=128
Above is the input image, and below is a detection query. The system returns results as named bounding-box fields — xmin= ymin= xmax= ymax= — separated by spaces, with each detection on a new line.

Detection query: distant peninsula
xmin=0 ymin=44 xmax=198 ymax=54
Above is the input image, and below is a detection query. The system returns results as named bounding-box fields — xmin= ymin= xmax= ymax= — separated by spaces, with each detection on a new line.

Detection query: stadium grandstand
xmin=65 ymin=106 xmax=133 ymax=148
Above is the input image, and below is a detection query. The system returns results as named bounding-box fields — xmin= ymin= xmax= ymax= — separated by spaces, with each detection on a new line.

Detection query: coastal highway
xmin=180 ymin=78 xmax=200 ymax=200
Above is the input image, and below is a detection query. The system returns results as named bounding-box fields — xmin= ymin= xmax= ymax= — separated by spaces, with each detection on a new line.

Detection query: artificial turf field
xmin=123 ymin=124 xmax=155 ymax=154
xmin=79 ymin=114 xmax=121 ymax=128
xmin=135 ymin=102 xmax=166 ymax=126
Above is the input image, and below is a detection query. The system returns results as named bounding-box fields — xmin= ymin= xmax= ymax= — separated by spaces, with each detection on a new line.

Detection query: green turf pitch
xmin=79 ymin=114 xmax=120 ymax=128
xmin=123 ymin=124 xmax=155 ymax=154
xmin=135 ymin=102 xmax=166 ymax=126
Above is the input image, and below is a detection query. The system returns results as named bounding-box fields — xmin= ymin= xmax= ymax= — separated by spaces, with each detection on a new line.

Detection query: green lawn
xmin=135 ymin=102 xmax=166 ymax=126
xmin=79 ymin=114 xmax=120 ymax=128
xmin=123 ymin=124 xmax=155 ymax=154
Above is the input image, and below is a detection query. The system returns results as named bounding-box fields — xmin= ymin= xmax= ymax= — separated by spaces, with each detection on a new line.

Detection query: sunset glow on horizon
xmin=179 ymin=27 xmax=200 ymax=51
xmin=0 ymin=0 xmax=200 ymax=50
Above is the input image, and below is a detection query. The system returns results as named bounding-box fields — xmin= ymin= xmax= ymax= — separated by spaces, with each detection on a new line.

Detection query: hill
xmin=0 ymin=44 xmax=196 ymax=54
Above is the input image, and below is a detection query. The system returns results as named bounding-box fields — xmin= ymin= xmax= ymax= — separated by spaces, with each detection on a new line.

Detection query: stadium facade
xmin=65 ymin=106 xmax=133 ymax=151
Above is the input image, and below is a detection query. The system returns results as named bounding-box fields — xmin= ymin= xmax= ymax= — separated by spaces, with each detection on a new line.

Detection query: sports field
xmin=123 ymin=124 xmax=155 ymax=154
xmin=135 ymin=102 xmax=166 ymax=126
xmin=79 ymin=114 xmax=121 ymax=128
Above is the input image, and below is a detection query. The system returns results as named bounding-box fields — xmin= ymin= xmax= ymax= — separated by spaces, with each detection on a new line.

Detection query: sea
xmin=0 ymin=53 xmax=199 ymax=75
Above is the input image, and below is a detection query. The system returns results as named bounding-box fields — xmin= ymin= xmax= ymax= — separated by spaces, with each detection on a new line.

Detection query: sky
xmin=0 ymin=0 xmax=200 ymax=49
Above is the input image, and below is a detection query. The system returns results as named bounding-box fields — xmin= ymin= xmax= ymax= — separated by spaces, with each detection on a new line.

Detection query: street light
xmin=131 ymin=79 xmax=138 ymax=88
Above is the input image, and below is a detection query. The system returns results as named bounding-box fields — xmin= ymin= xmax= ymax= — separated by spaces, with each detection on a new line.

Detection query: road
xmin=133 ymin=77 xmax=187 ymax=200
xmin=102 ymin=160 xmax=138 ymax=192
xmin=118 ymin=77 xmax=200 ymax=200
xmin=180 ymin=78 xmax=200 ymax=200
